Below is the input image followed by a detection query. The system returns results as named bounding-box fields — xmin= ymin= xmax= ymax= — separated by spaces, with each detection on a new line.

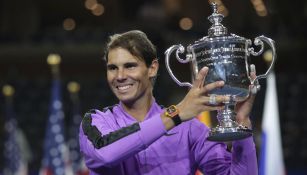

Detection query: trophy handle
xmin=165 ymin=44 xmax=193 ymax=88
xmin=248 ymin=35 xmax=276 ymax=84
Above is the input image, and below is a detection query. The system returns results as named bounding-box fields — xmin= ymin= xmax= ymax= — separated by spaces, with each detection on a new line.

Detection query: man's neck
xmin=122 ymin=94 xmax=154 ymax=122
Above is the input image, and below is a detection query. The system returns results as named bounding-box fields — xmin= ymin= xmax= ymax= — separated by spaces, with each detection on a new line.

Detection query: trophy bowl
xmin=165 ymin=3 xmax=276 ymax=141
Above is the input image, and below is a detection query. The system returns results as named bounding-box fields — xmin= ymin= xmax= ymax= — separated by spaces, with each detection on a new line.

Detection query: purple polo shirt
xmin=79 ymin=100 xmax=258 ymax=175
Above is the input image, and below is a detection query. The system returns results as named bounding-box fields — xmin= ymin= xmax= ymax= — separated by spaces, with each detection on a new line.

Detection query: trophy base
xmin=207 ymin=125 xmax=252 ymax=142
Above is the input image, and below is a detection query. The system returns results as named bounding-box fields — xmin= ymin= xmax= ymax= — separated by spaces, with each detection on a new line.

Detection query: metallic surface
xmin=164 ymin=3 xmax=276 ymax=141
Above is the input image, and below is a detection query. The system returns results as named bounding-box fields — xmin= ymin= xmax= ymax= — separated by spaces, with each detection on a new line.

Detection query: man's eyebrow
xmin=107 ymin=64 xmax=117 ymax=68
xmin=124 ymin=62 xmax=138 ymax=66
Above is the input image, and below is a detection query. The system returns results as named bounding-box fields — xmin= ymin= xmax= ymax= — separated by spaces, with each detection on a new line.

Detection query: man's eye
xmin=107 ymin=65 xmax=117 ymax=70
xmin=125 ymin=63 xmax=137 ymax=69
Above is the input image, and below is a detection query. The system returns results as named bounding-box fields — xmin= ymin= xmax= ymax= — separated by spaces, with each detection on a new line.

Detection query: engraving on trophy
xmin=190 ymin=40 xmax=250 ymax=100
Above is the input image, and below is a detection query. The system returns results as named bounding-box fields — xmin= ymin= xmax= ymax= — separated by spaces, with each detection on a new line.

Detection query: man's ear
xmin=148 ymin=59 xmax=159 ymax=78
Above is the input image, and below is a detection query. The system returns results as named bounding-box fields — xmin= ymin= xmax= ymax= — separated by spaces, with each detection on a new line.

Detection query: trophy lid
xmin=188 ymin=2 xmax=247 ymax=49
xmin=208 ymin=3 xmax=228 ymax=37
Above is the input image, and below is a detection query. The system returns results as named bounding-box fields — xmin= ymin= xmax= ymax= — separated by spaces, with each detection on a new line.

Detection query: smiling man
xmin=79 ymin=30 xmax=258 ymax=175
xmin=106 ymin=46 xmax=157 ymax=120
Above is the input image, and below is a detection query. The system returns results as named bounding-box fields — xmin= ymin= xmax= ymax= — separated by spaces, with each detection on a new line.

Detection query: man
xmin=79 ymin=30 xmax=257 ymax=175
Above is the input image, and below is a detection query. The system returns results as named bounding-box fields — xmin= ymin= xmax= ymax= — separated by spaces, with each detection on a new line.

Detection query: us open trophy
xmin=165 ymin=3 xmax=276 ymax=141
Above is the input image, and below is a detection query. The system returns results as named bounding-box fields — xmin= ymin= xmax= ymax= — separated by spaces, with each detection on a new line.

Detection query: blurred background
xmin=0 ymin=0 xmax=307 ymax=174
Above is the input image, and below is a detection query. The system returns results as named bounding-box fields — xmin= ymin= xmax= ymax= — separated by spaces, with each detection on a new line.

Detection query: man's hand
xmin=235 ymin=64 xmax=258 ymax=128
xmin=176 ymin=67 xmax=229 ymax=121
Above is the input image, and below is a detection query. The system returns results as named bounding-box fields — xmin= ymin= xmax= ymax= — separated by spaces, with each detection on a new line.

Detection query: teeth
xmin=118 ymin=85 xmax=131 ymax=90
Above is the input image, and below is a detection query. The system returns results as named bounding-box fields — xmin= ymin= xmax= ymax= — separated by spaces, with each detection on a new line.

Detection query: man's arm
xmin=79 ymin=110 xmax=167 ymax=169
xmin=190 ymin=121 xmax=257 ymax=175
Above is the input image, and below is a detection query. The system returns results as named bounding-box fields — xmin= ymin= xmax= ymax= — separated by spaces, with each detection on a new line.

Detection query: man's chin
xmin=119 ymin=98 xmax=136 ymax=106
xmin=117 ymin=95 xmax=134 ymax=104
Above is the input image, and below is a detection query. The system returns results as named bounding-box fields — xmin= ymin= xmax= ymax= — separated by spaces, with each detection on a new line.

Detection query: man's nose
xmin=116 ymin=68 xmax=127 ymax=81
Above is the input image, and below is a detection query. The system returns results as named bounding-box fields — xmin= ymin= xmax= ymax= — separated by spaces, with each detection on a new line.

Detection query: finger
xmin=203 ymin=105 xmax=225 ymax=111
xmin=202 ymin=95 xmax=230 ymax=105
xmin=250 ymin=64 xmax=257 ymax=80
xmin=199 ymin=67 xmax=209 ymax=88
xmin=193 ymin=67 xmax=208 ymax=88
xmin=201 ymin=81 xmax=224 ymax=94
xmin=250 ymin=64 xmax=259 ymax=95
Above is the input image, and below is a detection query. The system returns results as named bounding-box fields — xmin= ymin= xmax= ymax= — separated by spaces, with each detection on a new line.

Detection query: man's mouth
xmin=117 ymin=84 xmax=133 ymax=91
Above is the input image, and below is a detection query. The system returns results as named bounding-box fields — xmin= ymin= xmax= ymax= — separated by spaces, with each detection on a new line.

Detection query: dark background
xmin=1 ymin=0 xmax=307 ymax=174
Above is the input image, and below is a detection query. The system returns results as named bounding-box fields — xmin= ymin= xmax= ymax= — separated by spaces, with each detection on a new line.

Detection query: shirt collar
xmin=118 ymin=98 xmax=162 ymax=121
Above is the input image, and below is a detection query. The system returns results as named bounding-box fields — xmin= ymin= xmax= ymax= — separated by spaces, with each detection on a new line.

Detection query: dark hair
xmin=104 ymin=30 xmax=157 ymax=67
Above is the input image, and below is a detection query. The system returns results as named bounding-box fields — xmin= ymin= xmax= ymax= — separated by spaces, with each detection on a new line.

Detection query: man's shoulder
xmin=81 ymin=104 xmax=119 ymax=132
xmin=85 ymin=104 xmax=118 ymax=115
xmin=82 ymin=104 xmax=119 ymax=122
xmin=101 ymin=104 xmax=119 ymax=113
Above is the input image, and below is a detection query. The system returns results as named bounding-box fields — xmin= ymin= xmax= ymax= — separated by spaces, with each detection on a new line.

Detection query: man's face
xmin=107 ymin=47 xmax=158 ymax=104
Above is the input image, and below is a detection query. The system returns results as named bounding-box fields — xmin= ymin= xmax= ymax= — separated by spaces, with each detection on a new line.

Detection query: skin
xmin=107 ymin=47 xmax=255 ymax=130
xmin=107 ymin=47 xmax=159 ymax=121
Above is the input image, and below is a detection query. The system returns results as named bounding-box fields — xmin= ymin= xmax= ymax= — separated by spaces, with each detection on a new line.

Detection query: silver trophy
xmin=165 ymin=3 xmax=276 ymax=141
